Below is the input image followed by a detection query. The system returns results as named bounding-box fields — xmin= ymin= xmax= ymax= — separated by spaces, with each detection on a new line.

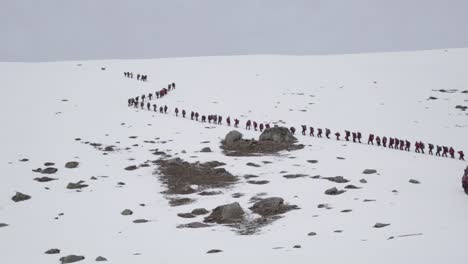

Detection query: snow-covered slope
xmin=0 ymin=48 xmax=467 ymax=264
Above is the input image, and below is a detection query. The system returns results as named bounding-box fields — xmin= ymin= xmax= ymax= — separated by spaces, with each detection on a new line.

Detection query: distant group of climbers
xmin=124 ymin=72 xmax=148 ymax=81
xmin=127 ymin=83 xmax=176 ymax=108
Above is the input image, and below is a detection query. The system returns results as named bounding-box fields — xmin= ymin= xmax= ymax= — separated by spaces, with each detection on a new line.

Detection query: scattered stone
xmin=59 ymin=255 xmax=85 ymax=263
xmin=247 ymin=180 xmax=269 ymax=185
xmin=318 ymin=204 xmax=332 ymax=209
xmin=44 ymin=162 xmax=55 ymax=166
xmin=244 ymin=174 xmax=259 ymax=179
xmin=95 ymin=256 xmax=107 ymax=261
xmin=334 ymin=230 xmax=343 ymax=233
xmin=246 ymin=162 xmax=261 ymax=167
xmin=224 ymin=130 xmax=243 ymax=145
xmin=307 ymin=160 xmax=318 ymax=164
xmin=374 ymin=223 xmax=390 ymax=228
xmin=177 ymin=213 xmax=196 ymax=218
xmin=360 ymin=179 xmax=368 ymax=183
xmin=262 ymin=161 xmax=273 ymax=164
xmin=324 ymin=187 xmax=345 ymax=195
xmin=232 ymin=193 xmax=244 ymax=198
xmin=34 ymin=176 xmax=57 ymax=182
xmin=104 ymin=146 xmax=115 ymax=151
xmin=133 ymin=219 xmax=149 ymax=223
xmin=124 ymin=165 xmax=138 ymax=171
xmin=19 ymin=158 xmax=29 ymax=162
xmin=362 ymin=169 xmax=377 ymax=174
xmin=200 ymin=147 xmax=212 ymax=153
xmin=207 ymin=249 xmax=222 ymax=254
xmin=250 ymin=197 xmax=298 ymax=216
xmin=169 ymin=198 xmax=195 ymax=207
xmin=409 ymin=179 xmax=420 ymax=184
xmin=65 ymin=161 xmax=79 ymax=169
xmin=12 ymin=192 xmax=31 ymax=202
xmin=307 ymin=232 xmax=317 ymax=236
xmin=32 ymin=168 xmax=42 ymax=172
xmin=283 ymin=174 xmax=308 ymax=179
xmin=336 ymin=157 xmax=345 ymax=160
xmin=341 ymin=209 xmax=352 ymax=213
xmin=198 ymin=191 xmax=222 ymax=196
xmin=455 ymin=105 xmax=468 ymax=111
xmin=191 ymin=208 xmax=209 ymax=215
xmin=66 ymin=181 xmax=88 ymax=189
xmin=324 ymin=176 xmax=349 ymax=183
xmin=41 ymin=167 xmax=58 ymax=174
xmin=177 ymin=222 xmax=210 ymax=229
xmin=345 ymin=185 xmax=361 ymax=189
xmin=0 ymin=223 xmax=9 ymax=228
xmin=121 ymin=209 xmax=133 ymax=216
xmin=363 ymin=199 xmax=376 ymax=202
xmin=293 ymin=245 xmax=301 ymax=249
xmin=311 ymin=175 xmax=321 ymax=179
xmin=204 ymin=202 xmax=245 ymax=224
xmin=45 ymin=248 xmax=60 ymax=254
xmin=204 ymin=161 xmax=226 ymax=167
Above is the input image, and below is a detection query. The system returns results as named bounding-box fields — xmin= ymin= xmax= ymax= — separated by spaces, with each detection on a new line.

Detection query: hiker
xmin=302 ymin=125 xmax=307 ymax=135
xmin=259 ymin=123 xmax=264 ymax=132
xmin=208 ymin=115 xmax=212 ymax=123
xmin=317 ymin=128 xmax=323 ymax=138
xmin=253 ymin=121 xmax=258 ymax=131
xmin=357 ymin=132 xmax=362 ymax=143
xmin=140 ymin=102 xmax=144 ymax=109
xmin=137 ymin=74 xmax=140 ymax=81
xmin=436 ymin=145 xmax=442 ymax=156
xmin=190 ymin=111 xmax=194 ymax=120
xmin=195 ymin=112 xmax=199 ymax=121
xmin=428 ymin=144 xmax=434 ymax=155
xmin=420 ymin=142 xmax=425 ymax=154
xmin=345 ymin=130 xmax=350 ymax=141
xmin=389 ymin=138 xmax=394 ymax=148
xmin=459 ymin=151 xmax=465 ymax=161
xmin=147 ymin=102 xmax=151 ymax=110
xmin=164 ymin=105 xmax=168 ymax=114
xmin=405 ymin=140 xmax=410 ymax=151
xmin=376 ymin=136 xmax=381 ymax=146
xmin=310 ymin=127 xmax=315 ymax=136
xmin=234 ymin=118 xmax=239 ymax=128
xmin=382 ymin=137 xmax=388 ymax=147
xmin=226 ymin=116 xmax=231 ymax=126
xmin=201 ymin=115 xmax=206 ymax=122
xmin=175 ymin=108 xmax=179 ymax=117
xmin=153 ymin=104 xmax=157 ymax=112
xmin=394 ymin=138 xmax=400 ymax=149
xmin=265 ymin=124 xmax=271 ymax=129
xmin=352 ymin=132 xmax=357 ymax=143
xmin=415 ymin=142 xmax=420 ymax=153
xmin=290 ymin=126 xmax=296 ymax=135
xmin=335 ymin=132 xmax=340 ymax=140
xmin=172 ymin=83 xmax=175 ymax=89
xmin=156 ymin=91 xmax=160 ymax=99
xmin=246 ymin=120 xmax=251 ymax=130
xmin=218 ymin=116 xmax=222 ymax=125
xmin=399 ymin=139 xmax=405 ymax=150
xmin=325 ymin=128 xmax=331 ymax=139
xmin=442 ymin=146 xmax=448 ymax=157
xmin=449 ymin=147 xmax=455 ymax=158
xmin=182 ymin=109 xmax=186 ymax=118
xmin=141 ymin=94 xmax=146 ymax=102
xmin=368 ymin=134 xmax=374 ymax=145
xmin=159 ymin=106 xmax=164 ymax=113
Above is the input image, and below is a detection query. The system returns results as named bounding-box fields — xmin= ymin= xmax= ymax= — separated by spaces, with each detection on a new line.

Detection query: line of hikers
xmin=127 ymin=83 xmax=176 ymax=106
xmin=125 ymin=99 xmax=465 ymax=161
xmin=124 ymin=72 xmax=148 ymax=81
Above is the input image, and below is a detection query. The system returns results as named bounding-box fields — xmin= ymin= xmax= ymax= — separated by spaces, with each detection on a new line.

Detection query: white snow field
xmin=0 ymin=48 xmax=467 ymax=264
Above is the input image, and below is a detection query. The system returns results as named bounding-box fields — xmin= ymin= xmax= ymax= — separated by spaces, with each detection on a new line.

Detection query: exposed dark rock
xmin=363 ymin=199 xmax=376 ymax=202
xmin=362 ymin=169 xmax=377 ymax=174
xmin=204 ymin=161 xmax=226 ymax=168
xmin=247 ymin=180 xmax=269 ymax=185
xmin=409 ymin=179 xmax=420 ymax=184
xmin=191 ymin=208 xmax=209 ymax=215
xmin=324 ymin=187 xmax=345 ymax=195
xmin=177 ymin=222 xmax=210 ymax=229
xmin=12 ymin=192 xmax=31 ymax=202
xmin=177 ymin=213 xmax=196 ymax=218
xmin=200 ymin=147 xmax=212 ymax=153
xmin=232 ymin=193 xmax=244 ymax=198
xmin=374 ymin=223 xmax=390 ymax=228
xmin=34 ymin=176 xmax=57 ymax=183
xmin=169 ymin=198 xmax=195 ymax=207
xmin=41 ymin=167 xmax=58 ymax=174
xmin=345 ymin=185 xmax=361 ymax=189
xmin=65 ymin=161 xmax=79 ymax=169
xmin=121 ymin=209 xmax=133 ymax=216
xmin=244 ymin=174 xmax=259 ymax=179
xmin=96 ymin=256 xmax=108 ymax=261
xmin=307 ymin=232 xmax=317 ymax=236
xmin=198 ymin=191 xmax=222 ymax=196
xmin=246 ymin=162 xmax=261 ymax=167
xmin=455 ymin=105 xmax=468 ymax=111
xmin=307 ymin=160 xmax=318 ymax=164
xmin=224 ymin=130 xmax=243 ymax=145
xmin=293 ymin=245 xmax=301 ymax=249
xmin=124 ymin=165 xmax=138 ymax=171
xmin=341 ymin=209 xmax=352 ymax=213
xmin=360 ymin=179 xmax=368 ymax=184
xmin=427 ymin=96 xmax=438 ymax=100
xmin=324 ymin=176 xmax=349 ymax=183
xmin=204 ymin=202 xmax=245 ymax=224
xmin=44 ymin=162 xmax=55 ymax=166
xmin=66 ymin=181 xmax=88 ymax=189
xmin=207 ymin=249 xmax=223 ymax=254
xmin=59 ymin=255 xmax=85 ymax=263
xmin=133 ymin=219 xmax=149 ymax=223
xmin=45 ymin=248 xmax=60 ymax=254
xmin=283 ymin=174 xmax=308 ymax=179
xmin=249 ymin=197 xmax=298 ymax=217
xmin=0 ymin=223 xmax=8 ymax=228
xmin=19 ymin=158 xmax=29 ymax=162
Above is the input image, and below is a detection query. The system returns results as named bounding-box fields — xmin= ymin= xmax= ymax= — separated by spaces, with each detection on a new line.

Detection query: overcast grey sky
xmin=1 ymin=0 xmax=468 ymax=61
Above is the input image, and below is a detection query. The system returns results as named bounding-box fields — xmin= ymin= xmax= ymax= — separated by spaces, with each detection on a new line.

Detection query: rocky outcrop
xmin=223 ymin=130 xmax=243 ymax=145
xmin=204 ymin=202 xmax=245 ymax=224
xmin=250 ymin=197 xmax=298 ymax=216
xmin=65 ymin=161 xmax=79 ymax=169
xmin=259 ymin=127 xmax=297 ymax=143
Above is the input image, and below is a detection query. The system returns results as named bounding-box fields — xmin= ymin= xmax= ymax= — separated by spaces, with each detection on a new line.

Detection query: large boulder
xmin=12 ymin=192 xmax=31 ymax=202
xmin=224 ymin=131 xmax=243 ymax=145
xmin=204 ymin=202 xmax=245 ymax=224
xmin=250 ymin=197 xmax=285 ymax=216
xmin=259 ymin=127 xmax=297 ymax=143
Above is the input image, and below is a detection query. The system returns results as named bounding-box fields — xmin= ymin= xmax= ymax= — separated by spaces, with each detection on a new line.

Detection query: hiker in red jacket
xmin=449 ymin=147 xmax=455 ymax=158
xmin=259 ymin=123 xmax=264 ymax=132
xmin=459 ymin=151 xmax=465 ymax=161
xmin=310 ymin=127 xmax=315 ymax=136
xmin=344 ymin=130 xmax=350 ymax=141
xmin=415 ymin=142 xmax=420 ymax=153
xmin=335 ymin=132 xmax=340 ymax=140
xmin=302 ymin=125 xmax=307 ymax=135
xmin=246 ymin=120 xmax=251 ymax=130
xmin=290 ymin=126 xmax=296 ymax=135
xmin=325 ymin=128 xmax=331 ymax=139
xmin=368 ymin=134 xmax=374 ymax=145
